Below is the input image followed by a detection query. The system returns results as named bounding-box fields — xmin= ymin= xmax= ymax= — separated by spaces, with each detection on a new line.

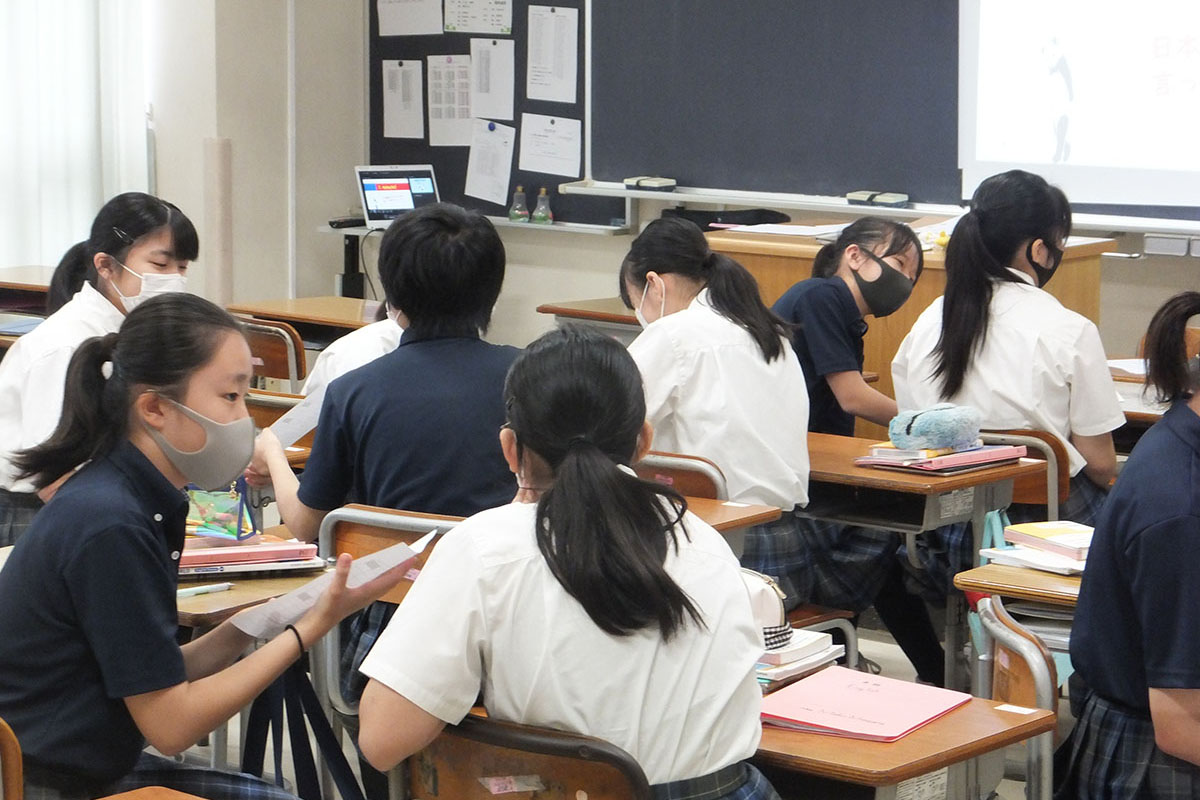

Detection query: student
xmin=770 ymin=219 xmax=943 ymax=685
xmin=0 ymin=294 xmax=406 ymax=800
xmin=0 ymin=192 xmax=195 ymax=545
xmin=891 ymin=170 xmax=1124 ymax=593
xmin=356 ymin=326 xmax=780 ymax=800
xmin=300 ymin=302 xmax=402 ymax=399
xmin=1057 ymin=291 xmax=1200 ymax=798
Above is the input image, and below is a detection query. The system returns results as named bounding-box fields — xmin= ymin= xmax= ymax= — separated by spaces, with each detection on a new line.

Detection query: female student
xmin=770 ymin=219 xmax=944 ymax=685
xmin=0 ymin=192 xmax=195 ymax=545
xmin=891 ymin=170 xmax=1124 ymax=593
xmin=356 ymin=326 xmax=780 ymax=800
xmin=0 ymin=294 xmax=406 ymax=800
xmin=1058 ymin=291 xmax=1200 ymax=798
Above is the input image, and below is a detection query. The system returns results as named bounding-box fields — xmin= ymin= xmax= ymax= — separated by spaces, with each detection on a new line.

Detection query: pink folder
xmin=760 ymin=666 xmax=971 ymax=741
xmin=179 ymin=541 xmax=318 ymax=567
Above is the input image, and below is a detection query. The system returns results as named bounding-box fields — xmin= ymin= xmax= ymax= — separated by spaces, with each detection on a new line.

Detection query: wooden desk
xmin=176 ymin=573 xmax=316 ymax=629
xmin=0 ymin=265 xmax=54 ymax=313
xmin=227 ymin=295 xmax=376 ymax=348
xmin=954 ymin=564 xmax=1080 ymax=609
xmin=756 ymin=697 xmax=1055 ymax=799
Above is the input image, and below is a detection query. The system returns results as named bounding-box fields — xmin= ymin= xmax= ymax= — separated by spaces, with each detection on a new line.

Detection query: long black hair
xmin=43 ymin=192 xmax=199 ymax=314
xmin=15 ymin=294 xmax=244 ymax=488
xmin=933 ymin=170 xmax=1072 ymax=398
xmin=618 ymin=217 xmax=790 ymax=362
xmin=811 ymin=216 xmax=924 ymax=279
xmin=504 ymin=326 xmax=704 ymax=640
xmin=1143 ymin=291 xmax=1200 ymax=404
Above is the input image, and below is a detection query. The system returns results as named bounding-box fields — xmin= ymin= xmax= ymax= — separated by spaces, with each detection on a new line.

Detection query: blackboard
xmin=591 ymin=0 xmax=962 ymax=205
xmin=368 ymin=0 xmax=624 ymax=225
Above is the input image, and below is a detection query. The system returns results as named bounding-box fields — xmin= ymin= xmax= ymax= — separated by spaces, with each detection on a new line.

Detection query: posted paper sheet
xmin=526 ymin=5 xmax=577 ymax=103
xmin=518 ymin=113 xmax=580 ymax=177
xmin=428 ymin=55 xmax=473 ymax=146
xmin=445 ymin=0 xmax=512 ymax=34
xmin=465 ymin=119 xmax=516 ymax=205
xmin=470 ymin=38 xmax=515 ymax=120
xmin=377 ymin=0 xmax=442 ymax=36
xmin=382 ymin=60 xmax=424 ymax=139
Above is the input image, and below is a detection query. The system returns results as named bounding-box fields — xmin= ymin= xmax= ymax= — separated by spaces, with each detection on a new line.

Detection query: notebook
xmin=355 ymin=164 xmax=441 ymax=229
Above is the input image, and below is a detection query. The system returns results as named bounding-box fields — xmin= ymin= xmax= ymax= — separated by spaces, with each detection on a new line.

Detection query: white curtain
xmin=0 ymin=0 xmax=148 ymax=268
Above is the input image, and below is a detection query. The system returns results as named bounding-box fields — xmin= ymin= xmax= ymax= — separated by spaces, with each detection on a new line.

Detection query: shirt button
xmin=154 ymin=513 xmax=163 ymax=522
xmin=170 ymin=550 xmax=180 ymax=561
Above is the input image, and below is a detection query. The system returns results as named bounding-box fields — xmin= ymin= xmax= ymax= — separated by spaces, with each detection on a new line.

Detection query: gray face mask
xmin=145 ymin=398 xmax=256 ymax=490
xmin=852 ymin=251 xmax=915 ymax=318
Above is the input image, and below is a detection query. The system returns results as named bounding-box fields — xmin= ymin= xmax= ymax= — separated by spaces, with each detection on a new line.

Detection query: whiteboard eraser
xmin=846 ymin=190 xmax=910 ymax=207
xmin=624 ymin=176 xmax=676 ymax=191
xmin=1144 ymin=234 xmax=1189 ymax=257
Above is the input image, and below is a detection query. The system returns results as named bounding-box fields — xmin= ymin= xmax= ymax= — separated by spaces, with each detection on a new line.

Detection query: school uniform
xmin=0 ymin=441 xmax=292 ymax=800
xmin=891 ymin=272 xmax=1124 ymax=596
xmin=1056 ymin=401 xmax=1200 ymax=799
xmin=301 ymin=318 xmax=402 ymax=398
xmin=0 ymin=283 xmax=124 ymax=545
xmin=298 ymin=330 xmax=519 ymax=704
xmin=361 ymin=500 xmax=778 ymax=799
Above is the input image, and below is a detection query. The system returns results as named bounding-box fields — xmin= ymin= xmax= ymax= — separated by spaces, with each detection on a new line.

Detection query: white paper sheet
xmin=518 ymin=113 xmax=580 ymax=177
xmin=465 ymin=119 xmax=516 ymax=205
xmin=382 ymin=60 xmax=424 ymax=139
xmin=1108 ymin=358 xmax=1148 ymax=376
xmin=445 ymin=0 xmax=513 ymax=34
xmin=378 ymin=0 xmax=442 ymax=36
xmin=268 ymin=388 xmax=324 ymax=449
xmin=729 ymin=223 xmax=849 ymax=237
xmin=470 ymin=38 xmax=515 ymax=121
xmin=526 ymin=6 xmax=577 ymax=103
xmin=428 ymin=55 xmax=473 ymax=146
xmin=230 ymin=530 xmax=441 ymax=639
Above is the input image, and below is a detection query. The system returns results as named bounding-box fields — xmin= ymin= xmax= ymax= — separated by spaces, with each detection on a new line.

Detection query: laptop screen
xmin=355 ymin=165 xmax=441 ymax=229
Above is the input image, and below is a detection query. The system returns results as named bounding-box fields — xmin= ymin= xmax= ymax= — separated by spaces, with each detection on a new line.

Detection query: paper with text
xmin=465 ymin=119 xmax=516 ymax=205
xmin=526 ymin=6 xmax=577 ymax=103
xmin=446 ymin=0 xmax=513 ymax=34
xmin=428 ymin=55 xmax=473 ymax=146
xmin=470 ymin=38 xmax=515 ymax=120
xmin=383 ymin=60 xmax=424 ymax=139
xmin=378 ymin=0 xmax=442 ymax=36
xmin=519 ymin=113 xmax=580 ymax=177
xmin=268 ymin=388 xmax=324 ymax=449
xmin=230 ymin=529 xmax=441 ymax=639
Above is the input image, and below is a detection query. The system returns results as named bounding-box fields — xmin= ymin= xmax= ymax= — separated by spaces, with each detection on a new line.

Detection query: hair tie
xmin=100 ymin=361 xmax=114 ymax=380
xmin=566 ymin=435 xmax=591 ymax=450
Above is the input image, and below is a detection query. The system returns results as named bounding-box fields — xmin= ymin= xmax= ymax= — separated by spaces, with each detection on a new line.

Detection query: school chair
xmin=975 ymin=596 xmax=1057 ymax=800
xmin=0 ymin=714 xmax=22 ymax=800
xmin=408 ymin=712 xmax=652 ymax=800
xmin=980 ymin=429 xmax=1069 ymax=521
xmin=237 ymin=317 xmax=307 ymax=393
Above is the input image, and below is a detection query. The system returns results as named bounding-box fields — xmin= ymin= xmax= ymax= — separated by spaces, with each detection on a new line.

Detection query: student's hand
xmin=298 ymin=553 xmax=413 ymax=637
xmin=245 ymin=429 xmax=282 ymax=487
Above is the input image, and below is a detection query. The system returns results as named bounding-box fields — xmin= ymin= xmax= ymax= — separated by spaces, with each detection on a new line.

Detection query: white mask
xmin=634 ymin=280 xmax=666 ymax=329
xmin=109 ymin=259 xmax=188 ymax=313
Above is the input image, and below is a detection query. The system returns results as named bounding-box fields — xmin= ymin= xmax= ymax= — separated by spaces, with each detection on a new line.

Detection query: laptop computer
xmin=355 ymin=164 xmax=441 ymax=230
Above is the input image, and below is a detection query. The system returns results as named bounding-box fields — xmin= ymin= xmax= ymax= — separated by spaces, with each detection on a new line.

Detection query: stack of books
xmin=853 ymin=442 xmax=1026 ymax=475
xmin=756 ymin=629 xmax=843 ymax=692
xmin=180 ymin=534 xmax=324 ymax=578
xmin=980 ymin=520 xmax=1093 ymax=575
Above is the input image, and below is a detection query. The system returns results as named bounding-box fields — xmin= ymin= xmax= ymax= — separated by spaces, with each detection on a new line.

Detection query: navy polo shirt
xmin=299 ymin=332 xmax=520 ymax=517
xmin=0 ymin=440 xmax=188 ymax=785
xmin=1071 ymin=401 xmax=1200 ymax=712
xmin=772 ymin=277 xmax=867 ymax=436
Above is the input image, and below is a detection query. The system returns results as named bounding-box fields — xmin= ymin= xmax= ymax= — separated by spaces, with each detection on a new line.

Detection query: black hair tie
xmin=566 ymin=435 xmax=592 ymax=450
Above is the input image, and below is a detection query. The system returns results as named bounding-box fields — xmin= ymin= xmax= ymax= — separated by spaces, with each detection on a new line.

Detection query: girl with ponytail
xmin=1059 ymin=292 xmax=1200 ymax=797
xmin=0 ymin=192 xmax=196 ymax=545
xmin=358 ymin=326 xmax=779 ymax=800
xmin=0 ymin=294 xmax=407 ymax=799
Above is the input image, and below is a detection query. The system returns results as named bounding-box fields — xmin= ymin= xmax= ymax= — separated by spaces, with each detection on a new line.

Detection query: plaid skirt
xmin=23 ymin=752 xmax=297 ymax=800
xmin=741 ymin=511 xmax=898 ymax=613
xmin=340 ymin=600 xmax=399 ymax=704
xmin=1055 ymin=681 xmax=1200 ymax=799
xmin=901 ymin=473 xmax=1110 ymax=601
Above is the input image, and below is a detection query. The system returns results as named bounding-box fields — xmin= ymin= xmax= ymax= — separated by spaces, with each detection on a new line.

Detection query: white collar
xmin=1004 ymin=268 xmax=1037 ymax=287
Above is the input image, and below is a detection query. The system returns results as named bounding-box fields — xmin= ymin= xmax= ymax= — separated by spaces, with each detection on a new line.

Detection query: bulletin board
xmin=366 ymin=0 xmax=624 ymax=226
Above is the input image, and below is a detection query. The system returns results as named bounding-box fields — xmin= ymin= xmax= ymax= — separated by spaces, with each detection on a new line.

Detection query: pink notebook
xmin=180 ymin=541 xmax=318 ymax=567
xmin=761 ymin=666 xmax=971 ymax=741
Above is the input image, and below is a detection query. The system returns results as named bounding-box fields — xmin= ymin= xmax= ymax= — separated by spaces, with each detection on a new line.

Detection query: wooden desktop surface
xmin=684 ymin=497 xmax=781 ymax=530
xmin=176 ymin=573 xmax=316 ymax=629
xmin=756 ymin=697 xmax=1055 ymax=786
xmin=227 ymin=296 xmax=373 ymax=331
xmin=0 ymin=265 xmax=55 ymax=291
xmin=953 ymin=564 xmax=1081 ymax=608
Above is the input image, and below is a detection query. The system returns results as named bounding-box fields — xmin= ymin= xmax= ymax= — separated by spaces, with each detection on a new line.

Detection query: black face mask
xmin=1026 ymin=240 xmax=1064 ymax=288
xmin=852 ymin=251 xmax=915 ymax=318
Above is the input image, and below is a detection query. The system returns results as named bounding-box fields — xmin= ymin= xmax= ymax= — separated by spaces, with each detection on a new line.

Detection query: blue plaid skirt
xmin=1055 ymin=680 xmax=1200 ymax=799
xmin=23 ymin=752 xmax=297 ymax=800
xmin=741 ymin=511 xmax=898 ymax=613
xmin=340 ymin=600 xmax=399 ymax=704
xmin=901 ymin=473 xmax=1110 ymax=601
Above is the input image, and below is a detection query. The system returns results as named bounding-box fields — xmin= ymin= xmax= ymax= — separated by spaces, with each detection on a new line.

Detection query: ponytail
xmin=505 ymin=326 xmax=704 ymax=640
xmin=15 ymin=294 xmax=244 ymax=489
xmin=46 ymin=242 xmax=95 ymax=314
xmin=933 ymin=170 xmax=1072 ymax=399
xmin=619 ymin=216 xmax=790 ymax=363
xmin=1143 ymin=291 xmax=1200 ymax=404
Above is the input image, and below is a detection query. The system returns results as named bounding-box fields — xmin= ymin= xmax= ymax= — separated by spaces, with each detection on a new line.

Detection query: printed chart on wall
xmin=369 ymin=0 xmax=623 ymax=225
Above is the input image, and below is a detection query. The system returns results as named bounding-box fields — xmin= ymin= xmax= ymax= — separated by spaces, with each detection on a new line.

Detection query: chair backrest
xmin=246 ymin=389 xmax=314 ymax=449
xmin=313 ymin=504 xmax=463 ymax=719
xmin=1137 ymin=326 xmax=1200 ymax=359
xmin=634 ymin=451 xmax=729 ymax=500
xmin=0 ymin=715 xmax=22 ymax=800
xmin=410 ymin=713 xmax=652 ymax=800
xmin=980 ymin=430 xmax=1069 ymax=519
xmin=239 ymin=317 xmax=307 ymax=392
xmin=977 ymin=597 xmax=1058 ymax=711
